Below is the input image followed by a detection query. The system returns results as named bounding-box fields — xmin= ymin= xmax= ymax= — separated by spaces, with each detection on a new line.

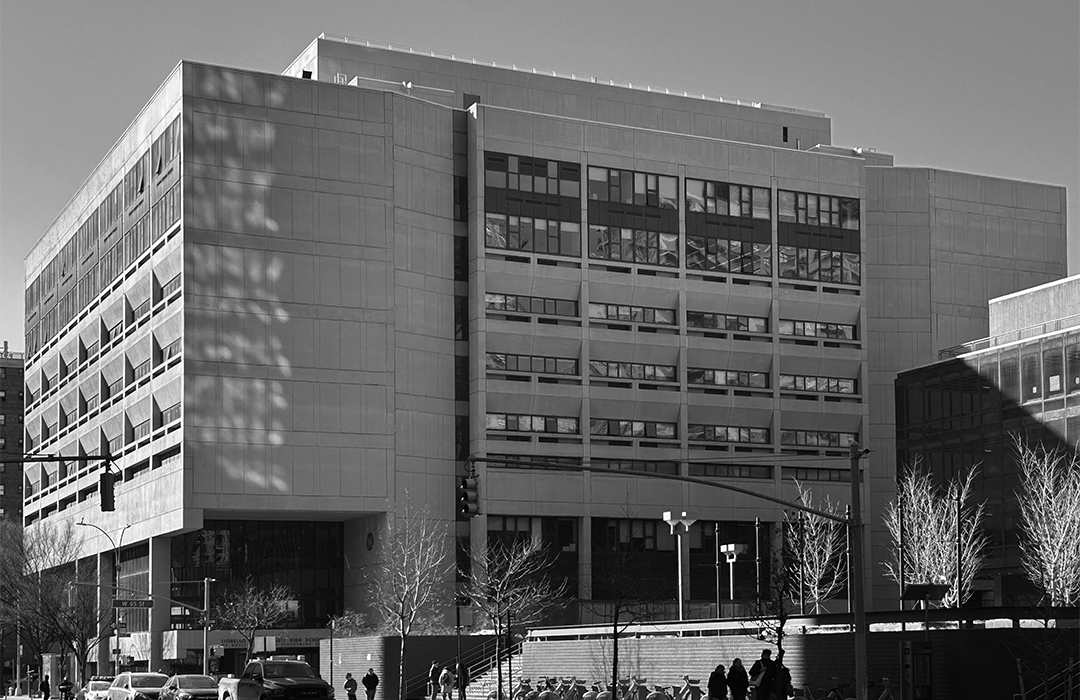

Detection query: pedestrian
xmin=344 ymin=673 xmax=358 ymax=700
xmin=707 ymin=664 xmax=727 ymax=700
xmin=726 ymin=658 xmax=749 ymax=700
xmin=748 ymin=650 xmax=776 ymax=700
xmin=455 ymin=663 xmax=469 ymax=700
xmin=438 ymin=666 xmax=454 ymax=700
xmin=57 ymin=679 xmax=74 ymax=700
xmin=40 ymin=675 xmax=51 ymax=700
xmin=429 ymin=662 xmax=440 ymax=700
xmin=362 ymin=668 xmax=379 ymax=700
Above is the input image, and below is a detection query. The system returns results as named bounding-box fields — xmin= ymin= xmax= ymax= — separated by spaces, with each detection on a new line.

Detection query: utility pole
xmin=849 ymin=443 xmax=868 ymax=700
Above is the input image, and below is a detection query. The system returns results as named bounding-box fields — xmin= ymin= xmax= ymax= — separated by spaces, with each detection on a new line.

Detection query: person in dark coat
xmin=707 ymin=664 xmax=727 ymax=700
xmin=748 ymin=650 xmax=777 ymax=700
xmin=726 ymin=658 xmax=749 ymax=700
xmin=361 ymin=669 xmax=379 ymax=700
xmin=344 ymin=673 xmax=358 ymax=700
xmin=455 ymin=663 xmax=469 ymax=700
xmin=40 ymin=675 xmax=51 ymax=700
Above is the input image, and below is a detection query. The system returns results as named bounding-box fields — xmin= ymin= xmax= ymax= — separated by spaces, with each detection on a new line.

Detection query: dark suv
xmin=219 ymin=661 xmax=332 ymax=700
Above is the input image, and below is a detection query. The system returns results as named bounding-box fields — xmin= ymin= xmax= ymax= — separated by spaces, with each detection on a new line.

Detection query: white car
xmin=107 ymin=673 xmax=170 ymax=700
xmin=79 ymin=678 xmax=114 ymax=700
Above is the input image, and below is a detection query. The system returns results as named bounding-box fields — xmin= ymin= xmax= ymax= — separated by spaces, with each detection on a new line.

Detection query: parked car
xmin=77 ymin=678 xmax=114 ymax=700
xmin=107 ymin=673 xmax=170 ymax=700
xmin=218 ymin=660 xmax=332 ymax=700
xmin=160 ymin=675 xmax=219 ymax=700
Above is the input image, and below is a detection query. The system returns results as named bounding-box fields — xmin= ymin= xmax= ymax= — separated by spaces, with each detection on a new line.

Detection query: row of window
xmin=485 ymin=153 xmax=582 ymax=198
xmin=484 ymin=293 xmax=859 ymax=340
xmin=485 ymin=353 xmax=856 ymax=393
xmin=484 ymin=413 xmax=858 ymax=447
xmin=485 ymin=214 xmax=862 ymax=281
xmin=29 ymin=400 xmax=181 ymax=457
xmin=27 ymin=281 xmax=181 ymax=406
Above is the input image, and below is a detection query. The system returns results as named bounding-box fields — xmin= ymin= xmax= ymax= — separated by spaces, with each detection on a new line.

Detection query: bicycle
xmin=793 ymin=677 xmax=854 ymax=700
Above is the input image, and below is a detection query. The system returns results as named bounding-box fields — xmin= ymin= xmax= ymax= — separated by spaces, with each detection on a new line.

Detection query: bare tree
xmin=53 ymin=558 xmax=113 ymax=685
xmin=1015 ymin=440 xmax=1080 ymax=606
xmin=212 ymin=578 xmax=295 ymax=663
xmin=461 ymin=537 xmax=568 ymax=700
xmin=581 ymin=514 xmax=670 ymax=698
xmin=329 ymin=609 xmax=371 ymax=637
xmin=883 ymin=461 xmax=989 ymax=607
xmin=783 ymin=482 xmax=847 ymax=614
xmin=369 ymin=501 xmax=454 ymax=700
xmin=744 ymin=525 xmax=793 ymax=700
xmin=0 ymin=520 xmax=84 ymax=686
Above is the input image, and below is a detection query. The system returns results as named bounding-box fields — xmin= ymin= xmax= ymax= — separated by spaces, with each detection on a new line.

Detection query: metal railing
xmin=403 ymin=638 xmax=505 ymax=699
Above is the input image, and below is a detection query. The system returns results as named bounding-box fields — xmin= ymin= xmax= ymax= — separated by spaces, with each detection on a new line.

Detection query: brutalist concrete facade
xmin=19 ymin=34 xmax=1067 ymax=671
xmin=864 ymin=168 xmax=1068 ymax=607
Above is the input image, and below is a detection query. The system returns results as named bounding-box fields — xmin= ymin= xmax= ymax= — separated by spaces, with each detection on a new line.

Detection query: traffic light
xmin=100 ymin=470 xmax=115 ymax=511
xmin=458 ymin=476 xmax=480 ymax=517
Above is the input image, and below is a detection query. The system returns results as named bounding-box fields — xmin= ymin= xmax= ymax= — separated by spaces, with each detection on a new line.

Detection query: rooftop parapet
xmin=319 ymin=33 xmax=827 ymax=118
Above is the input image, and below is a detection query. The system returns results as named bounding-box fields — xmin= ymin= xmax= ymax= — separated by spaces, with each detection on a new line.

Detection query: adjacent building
xmin=1 ymin=341 xmax=25 ymax=521
xmin=896 ymin=275 xmax=1080 ymax=605
xmin=18 ymin=34 xmax=1067 ymax=672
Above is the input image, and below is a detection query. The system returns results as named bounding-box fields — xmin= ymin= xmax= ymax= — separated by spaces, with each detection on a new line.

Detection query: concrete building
xmin=895 ymin=275 xmax=1080 ymax=605
xmin=18 ymin=34 xmax=1066 ymax=672
xmin=1 ymin=341 xmax=25 ymax=521
xmin=864 ymin=169 xmax=1068 ymax=607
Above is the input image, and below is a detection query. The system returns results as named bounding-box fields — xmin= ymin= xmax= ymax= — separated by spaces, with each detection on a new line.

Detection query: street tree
xmin=1015 ymin=440 xmax=1080 ymax=606
xmin=212 ymin=578 xmax=295 ymax=663
xmin=0 ymin=519 xmax=84 ymax=685
xmin=745 ymin=525 xmax=794 ymax=700
xmin=581 ymin=514 xmax=670 ymax=697
xmin=460 ymin=536 xmax=568 ymax=700
xmin=368 ymin=500 xmax=454 ymax=700
xmin=883 ymin=461 xmax=989 ymax=607
xmin=783 ymin=482 xmax=847 ymax=614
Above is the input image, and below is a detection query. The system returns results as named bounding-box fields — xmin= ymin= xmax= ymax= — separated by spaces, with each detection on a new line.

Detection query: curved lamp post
xmin=76 ymin=521 xmax=130 ymax=673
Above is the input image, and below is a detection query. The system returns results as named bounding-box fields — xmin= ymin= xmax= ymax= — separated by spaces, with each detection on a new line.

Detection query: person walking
xmin=362 ymin=669 xmax=379 ymax=700
xmin=344 ymin=673 xmax=358 ymax=700
xmin=726 ymin=659 xmax=749 ymax=700
xmin=40 ymin=675 xmax=51 ymax=700
xmin=707 ymin=664 xmax=728 ymax=700
xmin=429 ymin=662 xmax=440 ymax=700
xmin=748 ymin=650 xmax=777 ymax=700
xmin=438 ymin=667 xmax=454 ymax=700
xmin=455 ymin=663 xmax=469 ymax=700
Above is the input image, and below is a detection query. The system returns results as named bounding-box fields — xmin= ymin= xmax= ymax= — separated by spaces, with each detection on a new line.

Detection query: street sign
xmin=116 ymin=621 xmax=127 ymax=630
xmin=113 ymin=598 xmax=153 ymax=608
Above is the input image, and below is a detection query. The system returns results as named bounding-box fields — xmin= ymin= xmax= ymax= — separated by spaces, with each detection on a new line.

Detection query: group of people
xmin=707 ymin=650 xmax=792 ymax=700
xmin=343 ymin=669 xmax=380 ymax=700
xmin=429 ymin=661 xmax=470 ymax=700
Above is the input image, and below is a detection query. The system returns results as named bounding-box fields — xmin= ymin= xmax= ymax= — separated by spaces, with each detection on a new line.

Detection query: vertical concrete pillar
xmin=149 ymin=536 xmax=172 ymax=671
xmin=579 ymin=516 xmax=592 ymax=601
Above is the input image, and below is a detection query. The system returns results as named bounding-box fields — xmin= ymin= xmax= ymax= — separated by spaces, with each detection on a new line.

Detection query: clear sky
xmin=1 ymin=0 xmax=1077 ymax=353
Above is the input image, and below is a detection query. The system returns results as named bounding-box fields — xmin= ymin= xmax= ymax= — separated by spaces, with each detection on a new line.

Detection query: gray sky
xmin=1 ymin=0 xmax=1077 ymax=352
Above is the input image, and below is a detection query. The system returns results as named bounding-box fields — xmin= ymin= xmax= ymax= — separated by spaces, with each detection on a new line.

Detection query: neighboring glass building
xmin=896 ymin=275 xmax=1080 ymax=606
xmin=0 ymin=341 xmax=25 ymax=520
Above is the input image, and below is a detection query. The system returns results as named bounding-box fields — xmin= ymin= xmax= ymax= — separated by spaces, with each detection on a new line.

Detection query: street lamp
xmin=76 ymin=521 xmax=130 ymax=674
xmin=719 ymin=543 xmax=746 ymax=605
xmin=662 ymin=511 xmax=696 ymax=621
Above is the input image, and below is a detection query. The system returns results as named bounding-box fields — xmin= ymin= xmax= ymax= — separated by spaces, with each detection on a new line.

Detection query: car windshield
xmin=263 ymin=663 xmax=315 ymax=679
xmin=89 ymin=683 xmax=111 ymax=692
xmin=132 ymin=677 xmax=168 ymax=689
xmin=178 ymin=678 xmax=218 ymax=690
